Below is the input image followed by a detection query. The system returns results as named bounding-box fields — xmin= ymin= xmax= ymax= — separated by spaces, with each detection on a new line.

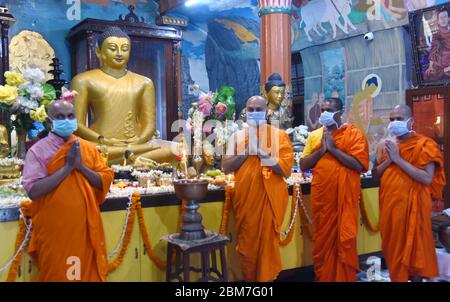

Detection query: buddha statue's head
xmin=263 ymin=73 xmax=286 ymax=110
xmin=96 ymin=26 xmax=131 ymax=71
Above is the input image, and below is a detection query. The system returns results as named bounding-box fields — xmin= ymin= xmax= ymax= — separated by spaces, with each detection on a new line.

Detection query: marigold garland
xmin=107 ymin=193 xmax=137 ymax=273
xmin=7 ymin=200 xmax=31 ymax=282
xmin=280 ymin=184 xmax=298 ymax=246
xmin=135 ymin=192 xmax=167 ymax=270
xmin=219 ymin=185 xmax=233 ymax=235
xmin=359 ymin=190 xmax=380 ymax=233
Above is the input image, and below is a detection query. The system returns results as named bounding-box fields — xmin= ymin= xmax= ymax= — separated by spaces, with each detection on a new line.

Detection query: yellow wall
xmin=0 ymin=188 xmax=381 ymax=282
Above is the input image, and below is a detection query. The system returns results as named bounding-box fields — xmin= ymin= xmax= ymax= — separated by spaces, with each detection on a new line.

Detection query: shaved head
xmin=48 ymin=100 xmax=75 ymax=120
xmin=393 ymin=104 xmax=412 ymax=119
xmin=246 ymin=95 xmax=267 ymax=109
xmin=389 ymin=104 xmax=413 ymax=123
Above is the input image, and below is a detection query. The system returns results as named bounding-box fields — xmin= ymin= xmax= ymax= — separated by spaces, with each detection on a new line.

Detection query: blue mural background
xmin=0 ymin=0 xmax=158 ymax=79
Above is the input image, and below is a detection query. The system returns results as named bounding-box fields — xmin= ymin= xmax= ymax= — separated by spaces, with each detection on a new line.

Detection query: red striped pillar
xmin=258 ymin=0 xmax=292 ymax=91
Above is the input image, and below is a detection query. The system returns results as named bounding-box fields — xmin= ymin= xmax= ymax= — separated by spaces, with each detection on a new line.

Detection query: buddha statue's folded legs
xmin=106 ymin=139 xmax=177 ymax=165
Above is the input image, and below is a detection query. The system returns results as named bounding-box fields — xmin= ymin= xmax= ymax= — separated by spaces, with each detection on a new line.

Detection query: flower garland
xmin=359 ymin=190 xmax=380 ymax=233
xmin=219 ymin=185 xmax=233 ymax=235
xmin=108 ymin=193 xmax=137 ymax=273
xmin=280 ymin=183 xmax=299 ymax=246
xmin=135 ymin=192 xmax=167 ymax=270
xmin=3 ymin=201 xmax=32 ymax=282
xmin=108 ymin=195 xmax=135 ymax=259
xmin=296 ymin=184 xmax=314 ymax=241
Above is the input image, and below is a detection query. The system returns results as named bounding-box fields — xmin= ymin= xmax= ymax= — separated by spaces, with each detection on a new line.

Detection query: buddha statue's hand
xmin=124 ymin=136 xmax=147 ymax=145
xmin=104 ymin=138 xmax=128 ymax=146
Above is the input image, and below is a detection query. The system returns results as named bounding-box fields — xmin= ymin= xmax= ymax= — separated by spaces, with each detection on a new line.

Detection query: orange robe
xmin=379 ymin=133 xmax=445 ymax=282
xmin=310 ymin=124 xmax=369 ymax=282
xmin=28 ymin=136 xmax=114 ymax=282
xmin=232 ymin=124 xmax=294 ymax=282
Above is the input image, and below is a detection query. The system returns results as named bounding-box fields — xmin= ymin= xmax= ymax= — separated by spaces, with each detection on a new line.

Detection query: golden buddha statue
xmin=0 ymin=125 xmax=9 ymax=158
xmin=71 ymin=26 xmax=175 ymax=165
xmin=239 ymin=73 xmax=293 ymax=129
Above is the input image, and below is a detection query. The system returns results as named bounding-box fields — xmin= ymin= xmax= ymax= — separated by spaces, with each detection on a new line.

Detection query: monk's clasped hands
xmin=66 ymin=140 xmax=84 ymax=171
xmin=385 ymin=140 xmax=401 ymax=164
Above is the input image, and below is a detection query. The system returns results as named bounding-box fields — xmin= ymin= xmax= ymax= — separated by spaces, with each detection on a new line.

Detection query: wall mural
xmin=172 ymin=0 xmax=260 ymax=118
xmin=320 ymin=47 xmax=347 ymax=102
xmin=291 ymin=0 xmax=449 ymax=51
xmin=0 ymin=0 xmax=158 ymax=78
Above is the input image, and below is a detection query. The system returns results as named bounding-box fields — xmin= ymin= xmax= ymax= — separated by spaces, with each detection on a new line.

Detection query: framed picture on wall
xmin=409 ymin=2 xmax=450 ymax=87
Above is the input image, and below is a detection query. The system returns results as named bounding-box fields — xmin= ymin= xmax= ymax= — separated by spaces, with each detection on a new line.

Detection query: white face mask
xmin=387 ymin=118 xmax=411 ymax=137
xmin=319 ymin=110 xmax=339 ymax=128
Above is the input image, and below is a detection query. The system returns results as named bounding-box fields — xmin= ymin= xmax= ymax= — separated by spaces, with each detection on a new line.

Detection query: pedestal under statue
xmin=239 ymin=73 xmax=293 ymax=129
xmin=71 ymin=26 xmax=175 ymax=165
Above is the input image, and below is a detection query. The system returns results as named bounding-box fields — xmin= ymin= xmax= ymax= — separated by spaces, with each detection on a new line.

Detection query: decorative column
xmin=258 ymin=0 xmax=292 ymax=91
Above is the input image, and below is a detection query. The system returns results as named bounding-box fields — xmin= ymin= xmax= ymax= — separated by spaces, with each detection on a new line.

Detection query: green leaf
xmin=42 ymin=83 xmax=56 ymax=101
xmin=218 ymin=85 xmax=235 ymax=98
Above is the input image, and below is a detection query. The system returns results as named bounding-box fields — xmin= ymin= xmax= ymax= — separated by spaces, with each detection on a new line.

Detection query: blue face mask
xmin=319 ymin=110 xmax=339 ymax=128
xmin=387 ymin=119 xmax=410 ymax=137
xmin=247 ymin=111 xmax=266 ymax=122
xmin=51 ymin=118 xmax=78 ymax=138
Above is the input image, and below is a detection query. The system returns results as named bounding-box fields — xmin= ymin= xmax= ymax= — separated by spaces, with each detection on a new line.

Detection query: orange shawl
xmin=232 ymin=124 xmax=294 ymax=282
xmin=379 ymin=133 xmax=445 ymax=281
xmin=311 ymin=124 xmax=369 ymax=282
xmin=28 ymin=135 xmax=114 ymax=282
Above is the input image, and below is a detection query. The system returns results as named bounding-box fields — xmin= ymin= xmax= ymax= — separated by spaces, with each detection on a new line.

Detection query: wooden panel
xmin=406 ymin=86 xmax=450 ymax=208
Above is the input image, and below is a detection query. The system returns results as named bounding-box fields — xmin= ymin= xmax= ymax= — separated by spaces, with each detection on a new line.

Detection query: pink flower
xmin=198 ymin=102 xmax=212 ymax=117
xmin=199 ymin=91 xmax=213 ymax=104
xmin=61 ymin=90 xmax=77 ymax=103
xmin=215 ymin=102 xmax=227 ymax=115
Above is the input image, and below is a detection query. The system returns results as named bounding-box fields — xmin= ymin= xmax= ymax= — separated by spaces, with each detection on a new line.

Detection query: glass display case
xmin=406 ymin=87 xmax=450 ymax=208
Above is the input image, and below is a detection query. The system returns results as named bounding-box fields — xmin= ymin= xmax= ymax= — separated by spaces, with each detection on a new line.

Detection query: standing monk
xmin=22 ymin=100 xmax=114 ymax=282
xmin=223 ymin=96 xmax=293 ymax=282
xmin=373 ymin=105 xmax=445 ymax=282
xmin=300 ymin=98 xmax=369 ymax=282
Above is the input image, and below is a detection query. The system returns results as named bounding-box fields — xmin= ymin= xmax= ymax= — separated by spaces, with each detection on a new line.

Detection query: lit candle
xmin=182 ymin=150 xmax=188 ymax=178
xmin=227 ymin=174 xmax=234 ymax=187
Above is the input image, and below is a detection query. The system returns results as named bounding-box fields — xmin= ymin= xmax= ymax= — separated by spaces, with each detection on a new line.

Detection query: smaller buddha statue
xmin=0 ymin=125 xmax=9 ymax=158
xmin=239 ymin=73 xmax=293 ymax=129
xmin=201 ymin=141 xmax=216 ymax=174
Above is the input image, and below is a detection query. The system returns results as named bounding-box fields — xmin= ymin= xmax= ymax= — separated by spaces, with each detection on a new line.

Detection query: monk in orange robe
xmin=22 ymin=100 xmax=114 ymax=282
xmin=223 ymin=96 xmax=293 ymax=282
xmin=373 ymin=104 xmax=445 ymax=282
xmin=301 ymin=97 xmax=369 ymax=282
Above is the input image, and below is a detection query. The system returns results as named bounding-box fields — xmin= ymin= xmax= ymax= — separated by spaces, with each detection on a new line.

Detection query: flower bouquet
xmin=0 ymin=68 xmax=75 ymax=158
xmin=286 ymin=125 xmax=309 ymax=145
xmin=188 ymin=85 xmax=236 ymax=122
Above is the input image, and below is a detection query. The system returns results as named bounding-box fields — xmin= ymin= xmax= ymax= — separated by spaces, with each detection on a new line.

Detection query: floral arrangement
xmin=0 ymin=69 xmax=54 ymax=134
xmin=188 ymin=85 xmax=236 ymax=122
xmin=0 ymin=68 xmax=77 ymax=138
xmin=286 ymin=125 xmax=309 ymax=145
xmin=214 ymin=120 xmax=240 ymax=147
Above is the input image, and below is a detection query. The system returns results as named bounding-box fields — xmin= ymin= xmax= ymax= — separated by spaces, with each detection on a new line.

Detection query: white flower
xmin=23 ymin=68 xmax=46 ymax=84
xmin=26 ymin=84 xmax=44 ymax=99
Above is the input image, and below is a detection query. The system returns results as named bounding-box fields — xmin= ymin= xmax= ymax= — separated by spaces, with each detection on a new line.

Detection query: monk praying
xmin=300 ymin=98 xmax=369 ymax=282
xmin=22 ymin=100 xmax=114 ymax=282
xmin=373 ymin=104 xmax=445 ymax=282
xmin=223 ymin=96 xmax=293 ymax=282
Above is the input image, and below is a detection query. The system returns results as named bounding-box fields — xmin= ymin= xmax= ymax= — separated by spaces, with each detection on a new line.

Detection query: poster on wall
xmin=409 ymin=2 xmax=450 ymax=86
xmin=320 ymin=47 xmax=347 ymax=104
